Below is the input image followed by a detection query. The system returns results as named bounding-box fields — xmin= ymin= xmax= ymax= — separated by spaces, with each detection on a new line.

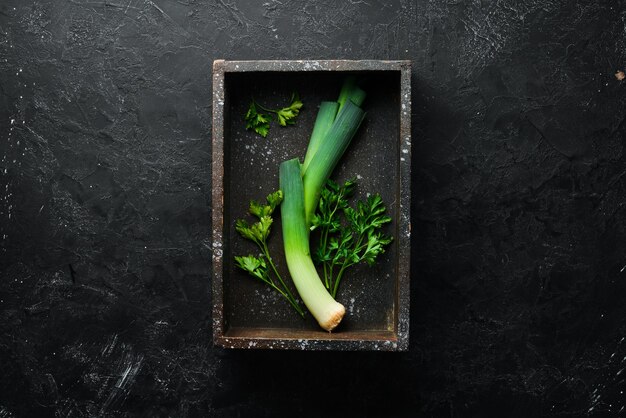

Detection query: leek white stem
xmin=280 ymin=158 xmax=345 ymax=331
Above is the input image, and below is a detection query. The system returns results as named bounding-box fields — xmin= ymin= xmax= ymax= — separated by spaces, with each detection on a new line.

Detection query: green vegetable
xmin=311 ymin=179 xmax=393 ymax=297
xmin=274 ymin=93 xmax=304 ymax=126
xmin=237 ymin=77 xmax=391 ymax=331
xmin=244 ymin=101 xmax=271 ymax=138
xmin=301 ymin=101 xmax=338 ymax=175
xmin=302 ymin=99 xmax=365 ymax=226
xmin=276 ymin=78 xmax=367 ymax=331
xmin=301 ymin=77 xmax=366 ymax=175
xmin=234 ymin=191 xmax=305 ymax=317
xmin=244 ymin=92 xmax=303 ymax=137
xmin=336 ymin=76 xmax=366 ymax=114
xmin=280 ymin=159 xmax=345 ymax=331
xmin=310 ymin=178 xmax=356 ymax=290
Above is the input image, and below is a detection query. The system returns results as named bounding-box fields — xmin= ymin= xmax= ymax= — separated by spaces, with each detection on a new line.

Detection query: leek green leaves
xmin=235 ymin=77 xmax=394 ymax=331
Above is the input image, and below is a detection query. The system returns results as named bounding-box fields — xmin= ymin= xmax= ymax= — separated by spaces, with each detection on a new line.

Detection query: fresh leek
xmin=301 ymin=77 xmax=366 ymax=176
xmin=280 ymin=159 xmax=345 ymax=331
xmin=279 ymin=78 xmax=367 ymax=331
xmin=236 ymin=77 xmax=372 ymax=331
xmin=301 ymin=101 xmax=338 ymax=175
xmin=302 ymin=100 xmax=365 ymax=226
xmin=336 ymin=76 xmax=366 ymax=114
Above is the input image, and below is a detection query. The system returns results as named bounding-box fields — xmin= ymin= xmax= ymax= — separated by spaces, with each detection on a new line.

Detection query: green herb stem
xmin=234 ymin=190 xmax=306 ymax=317
xmin=260 ymin=241 xmax=305 ymax=317
xmin=312 ymin=180 xmax=393 ymax=298
xmin=254 ymin=101 xmax=279 ymax=114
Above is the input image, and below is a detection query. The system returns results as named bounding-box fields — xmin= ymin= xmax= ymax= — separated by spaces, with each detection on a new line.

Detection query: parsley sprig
xmin=311 ymin=180 xmax=393 ymax=298
xmin=234 ymin=190 xmax=305 ymax=317
xmin=244 ymin=92 xmax=303 ymax=137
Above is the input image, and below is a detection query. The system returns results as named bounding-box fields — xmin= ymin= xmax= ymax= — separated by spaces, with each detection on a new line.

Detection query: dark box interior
xmin=213 ymin=61 xmax=410 ymax=350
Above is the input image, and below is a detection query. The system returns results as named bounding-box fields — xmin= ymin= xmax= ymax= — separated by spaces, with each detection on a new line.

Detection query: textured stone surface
xmin=1 ymin=0 xmax=626 ymax=416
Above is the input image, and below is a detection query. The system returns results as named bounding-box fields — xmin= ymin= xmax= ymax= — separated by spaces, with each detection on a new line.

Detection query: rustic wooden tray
xmin=211 ymin=60 xmax=411 ymax=351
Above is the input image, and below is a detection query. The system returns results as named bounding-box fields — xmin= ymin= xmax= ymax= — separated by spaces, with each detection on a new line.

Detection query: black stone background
xmin=1 ymin=0 xmax=626 ymax=416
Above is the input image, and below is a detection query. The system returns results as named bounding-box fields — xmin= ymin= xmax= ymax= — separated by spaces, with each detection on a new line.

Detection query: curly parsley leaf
xmin=244 ymin=101 xmax=271 ymax=138
xmin=312 ymin=179 xmax=393 ymax=297
xmin=234 ymin=255 xmax=269 ymax=283
xmin=266 ymin=190 xmax=283 ymax=213
xmin=276 ymin=93 xmax=303 ymax=126
xmin=244 ymin=92 xmax=303 ymax=137
xmin=234 ymin=190 xmax=305 ymax=317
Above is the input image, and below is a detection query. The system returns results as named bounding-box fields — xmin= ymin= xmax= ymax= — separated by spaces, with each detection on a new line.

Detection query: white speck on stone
xmin=348 ymin=297 xmax=356 ymax=314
